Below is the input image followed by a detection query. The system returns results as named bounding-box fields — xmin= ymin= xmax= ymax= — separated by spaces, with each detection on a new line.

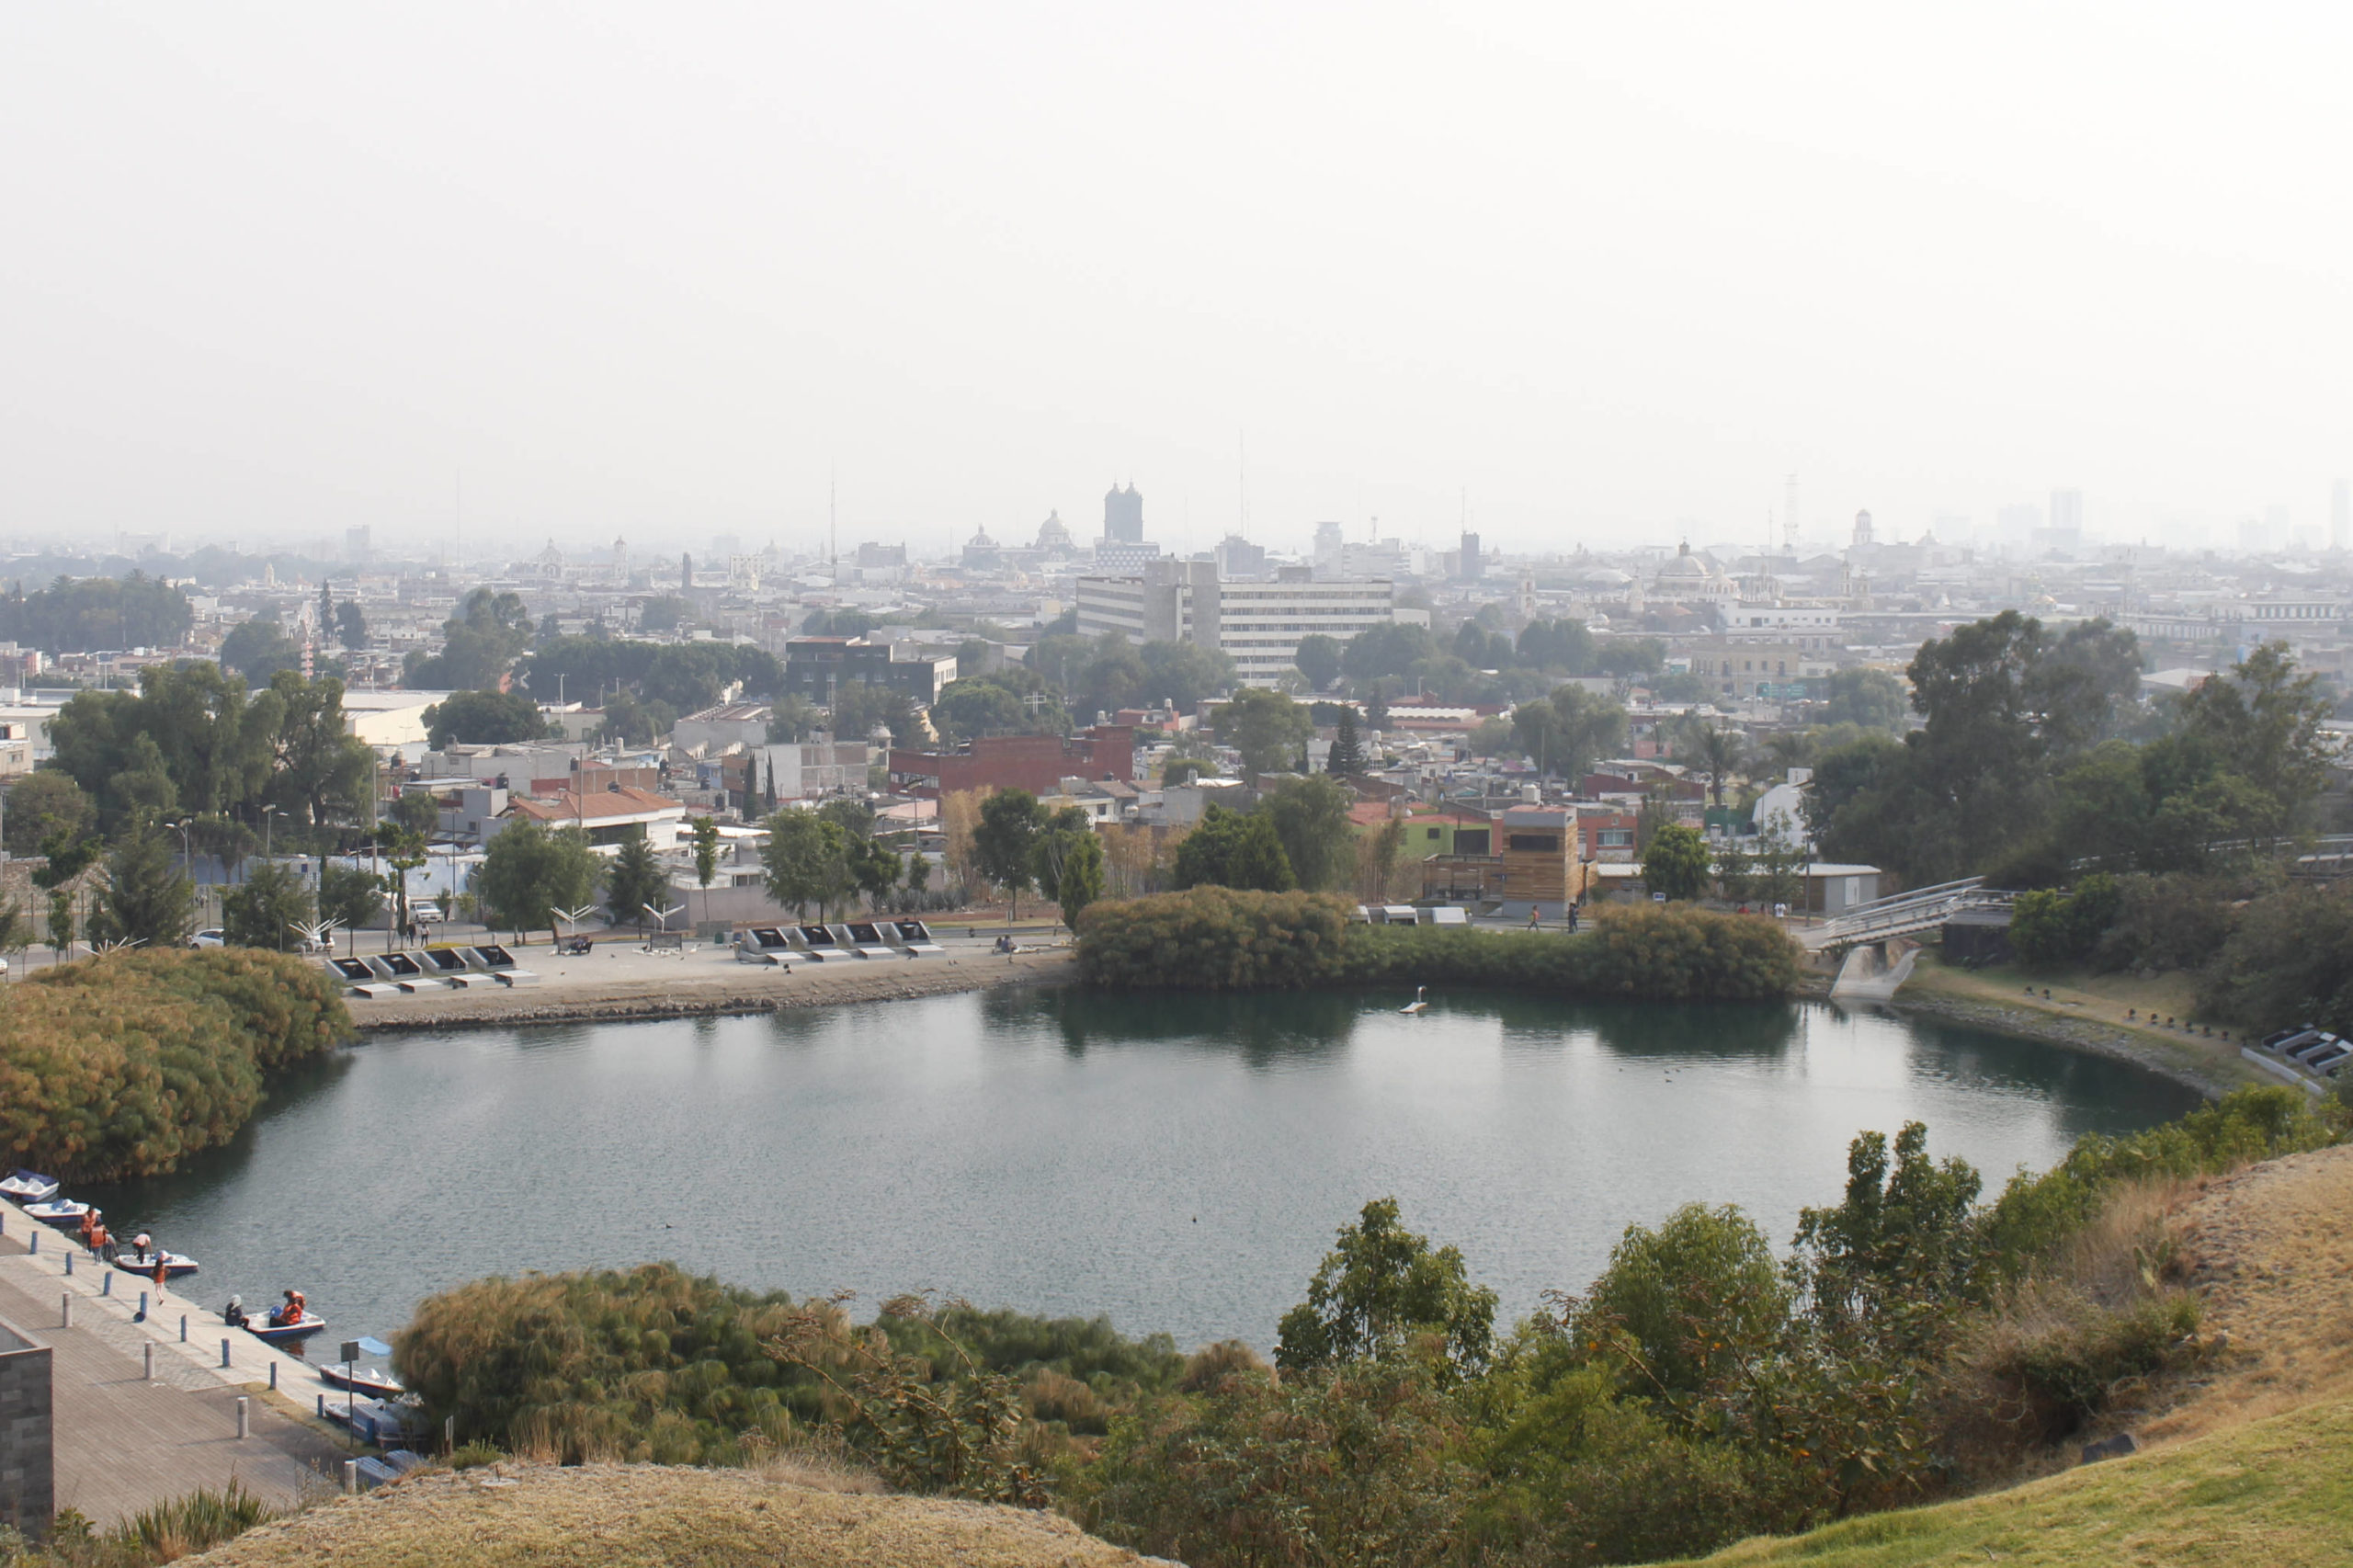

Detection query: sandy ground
xmin=185 ymin=1463 xmax=1160 ymax=1568
xmin=2145 ymin=1142 xmax=2353 ymax=1444
xmin=341 ymin=936 xmax=1078 ymax=1029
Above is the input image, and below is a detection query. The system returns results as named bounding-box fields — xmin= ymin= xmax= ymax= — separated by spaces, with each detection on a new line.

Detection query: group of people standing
xmin=74 ymin=1209 xmax=173 ymax=1294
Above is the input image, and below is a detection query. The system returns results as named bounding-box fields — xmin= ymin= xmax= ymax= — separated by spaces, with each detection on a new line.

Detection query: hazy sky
xmin=3 ymin=4 xmax=2347 ymax=562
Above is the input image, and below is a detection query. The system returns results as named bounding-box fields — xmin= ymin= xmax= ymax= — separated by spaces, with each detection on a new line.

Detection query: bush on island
xmin=1076 ymin=890 xmax=1802 ymax=1001
xmin=0 ymin=948 xmax=350 ymax=1181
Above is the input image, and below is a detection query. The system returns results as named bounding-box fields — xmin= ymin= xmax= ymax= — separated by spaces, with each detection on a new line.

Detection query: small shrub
xmin=447 ymin=1441 xmax=503 ymax=1471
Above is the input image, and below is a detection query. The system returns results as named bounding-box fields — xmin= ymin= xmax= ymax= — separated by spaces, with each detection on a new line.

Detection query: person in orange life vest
xmin=272 ymin=1290 xmax=306 ymax=1327
xmin=153 ymin=1252 xmax=170 ymax=1296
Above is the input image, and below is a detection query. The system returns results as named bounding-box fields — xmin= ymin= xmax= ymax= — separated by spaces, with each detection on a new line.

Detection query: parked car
xmin=188 ymin=929 xmax=226 ymax=949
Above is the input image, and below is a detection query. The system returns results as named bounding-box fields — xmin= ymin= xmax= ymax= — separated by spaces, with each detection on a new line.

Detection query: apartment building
xmin=1075 ymin=562 xmax=1393 ymax=683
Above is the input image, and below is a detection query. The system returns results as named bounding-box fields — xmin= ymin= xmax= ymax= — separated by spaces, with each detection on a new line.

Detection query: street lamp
xmin=260 ymin=805 xmax=281 ymax=865
xmin=165 ymin=818 xmax=198 ymax=937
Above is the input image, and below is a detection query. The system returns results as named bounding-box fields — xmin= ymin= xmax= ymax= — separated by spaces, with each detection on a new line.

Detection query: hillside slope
xmin=1675 ymin=1396 xmax=2353 ymax=1566
xmin=1678 ymin=1143 xmax=2353 ymax=1567
xmin=184 ymin=1464 xmax=1158 ymax=1568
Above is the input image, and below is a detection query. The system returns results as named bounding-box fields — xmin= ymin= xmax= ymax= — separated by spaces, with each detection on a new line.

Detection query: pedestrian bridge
xmin=1803 ymin=877 xmax=2015 ymax=951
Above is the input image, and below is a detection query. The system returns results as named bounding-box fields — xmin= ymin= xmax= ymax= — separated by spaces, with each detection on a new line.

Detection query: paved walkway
xmin=0 ymin=1214 xmax=356 ymax=1527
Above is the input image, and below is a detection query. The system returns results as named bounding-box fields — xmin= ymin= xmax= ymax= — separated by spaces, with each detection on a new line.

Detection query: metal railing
xmin=1813 ymin=877 xmax=2015 ymax=948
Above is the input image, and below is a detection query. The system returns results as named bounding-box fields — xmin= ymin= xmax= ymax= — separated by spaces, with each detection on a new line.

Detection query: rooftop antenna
xmin=1783 ymin=472 xmax=1800 ymax=557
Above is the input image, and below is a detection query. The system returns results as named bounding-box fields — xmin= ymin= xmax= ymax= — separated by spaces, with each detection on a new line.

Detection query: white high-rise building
xmin=1075 ymin=562 xmax=1393 ymax=684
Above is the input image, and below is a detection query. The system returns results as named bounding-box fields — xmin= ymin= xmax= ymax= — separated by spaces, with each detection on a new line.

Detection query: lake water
xmin=78 ymin=988 xmax=2199 ymax=1353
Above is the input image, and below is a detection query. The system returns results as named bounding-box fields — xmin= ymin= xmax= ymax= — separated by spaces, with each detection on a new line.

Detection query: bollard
xmin=143 ymin=1343 xmax=153 ymax=1381
xmin=138 ymin=1290 xmax=149 ymax=1317
xmin=236 ymin=1396 xmax=248 ymax=1440
xmin=342 ymin=1460 xmax=358 ymax=1494
xmin=179 ymin=1315 xmax=188 ymax=1343
xmin=27 ymin=1230 xmax=35 ymax=1255
xmin=220 ymin=1338 xmax=232 ymax=1369
xmin=63 ymin=1251 xmax=72 ymax=1277
xmin=269 ymin=1361 xmax=278 ymax=1392
xmin=60 ymin=1295 xmax=70 ymax=1330
xmin=100 ymin=1273 xmax=110 ymax=1298
xmin=317 ymin=1393 xmax=325 ymax=1418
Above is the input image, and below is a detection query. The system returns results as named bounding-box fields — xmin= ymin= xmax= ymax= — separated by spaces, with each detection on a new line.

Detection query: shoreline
xmin=345 ymin=947 xmax=1079 ymax=1032
xmin=1874 ymin=957 xmax=2259 ymax=1100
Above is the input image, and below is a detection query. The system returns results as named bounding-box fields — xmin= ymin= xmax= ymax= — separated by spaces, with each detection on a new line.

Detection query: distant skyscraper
xmin=1458 ymin=530 xmax=1483 ymax=581
xmin=2334 ymin=479 xmax=2350 ymax=551
xmin=1102 ymin=483 xmax=1144 ymax=543
xmin=1312 ymin=521 xmax=1345 ymax=575
xmin=680 ymin=552 xmax=693 ymax=594
xmin=2049 ymin=489 xmax=2083 ymax=536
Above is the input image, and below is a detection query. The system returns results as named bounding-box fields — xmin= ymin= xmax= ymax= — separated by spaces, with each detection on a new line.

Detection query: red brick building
xmin=887 ymin=726 xmax=1135 ymax=800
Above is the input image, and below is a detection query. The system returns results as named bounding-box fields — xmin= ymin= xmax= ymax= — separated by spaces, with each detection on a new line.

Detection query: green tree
xmin=1170 ymin=802 xmax=1296 ymax=892
xmin=334 ymin=599 xmax=368 ymax=650
xmin=218 ymin=616 xmax=304 ymax=684
xmin=46 ymin=887 xmax=74 ymax=953
xmin=1594 ymin=638 xmax=1665 ymax=678
xmin=3 ymin=771 xmax=93 ymax=858
xmin=603 ymin=828 xmax=669 ymax=929
xmin=319 ymin=862 xmax=384 ymax=935
xmin=767 ymin=696 xmax=824 ymax=744
xmin=1684 ymin=721 xmax=1746 ymax=808
xmin=1574 ymin=1203 xmax=1788 ymax=1397
xmin=930 ymin=678 xmax=1037 ymax=743
xmin=405 ymin=589 xmax=534 ymax=690
xmin=256 ymin=672 xmax=376 ymax=828
xmin=1325 ymin=708 xmax=1368 ymax=777
xmin=1042 ymin=826 xmax=1103 ymax=928
xmin=829 ymin=682 xmax=918 ymax=744
xmin=973 ymin=789 xmax=1050 ymax=921
xmin=1293 ymin=633 xmax=1345 ymax=690
xmin=1340 ymin=624 xmax=1438 ymax=684
xmin=1260 ymin=775 xmax=1358 ymax=893
xmin=222 ymin=861 xmax=313 ymax=949
xmin=1274 ymin=1197 xmax=1497 ymax=1383
xmin=598 ymin=691 xmax=677 ymax=747
xmin=689 ymin=815 xmax=721 ymax=927
xmin=0 ymin=571 xmax=192 ymax=655
xmin=2179 ymin=640 xmax=2334 ymax=824
xmin=1213 ymin=688 xmax=1313 ymax=778
xmin=474 ymin=821 xmax=597 ymax=943
xmin=1790 ymin=1122 xmax=1983 ymax=1344
xmin=1512 ymin=685 xmax=1627 ymax=781
xmin=1641 ymin=822 xmax=1711 ymax=901
xmin=89 ymin=820 xmax=195 ymax=949
xmin=760 ymin=810 xmax=856 ymax=919
xmin=1820 ymin=667 xmax=1908 ymax=731
xmin=383 ymin=824 xmax=431 ymax=937
xmin=423 ymin=689 xmax=551 ymax=748
xmin=388 ymin=790 xmax=441 ymax=837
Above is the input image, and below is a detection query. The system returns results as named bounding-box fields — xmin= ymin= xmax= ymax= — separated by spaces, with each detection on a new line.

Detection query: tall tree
xmin=2 ymin=772 xmax=92 ymax=858
xmin=1212 ymin=688 xmax=1313 ymax=778
xmin=1324 ymin=708 xmax=1368 ymax=777
xmin=604 ymin=828 xmax=669 ymax=929
xmin=256 ymin=672 xmax=376 ymax=828
xmin=972 ymin=789 xmax=1050 ymax=921
xmin=1170 ymin=802 xmax=1295 ymax=892
xmin=424 ymin=690 xmax=550 ymax=749
xmin=759 ymin=810 xmax=855 ymax=920
xmin=689 ymin=816 xmax=721 ymax=929
xmin=475 ymin=821 xmax=597 ymax=943
xmin=1641 ymin=822 xmax=1711 ymax=902
xmin=1259 ymin=776 xmax=1358 ymax=893
xmin=222 ymin=861 xmax=313 ymax=949
xmin=219 ymin=616 xmax=304 ymax=684
xmin=1513 ymin=685 xmax=1628 ymax=782
xmin=1292 ymin=633 xmax=1345 ymax=690
xmin=88 ymin=820 xmax=194 ymax=949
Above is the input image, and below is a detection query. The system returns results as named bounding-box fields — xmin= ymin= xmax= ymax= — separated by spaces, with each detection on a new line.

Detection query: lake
xmin=79 ymin=987 xmax=2199 ymax=1352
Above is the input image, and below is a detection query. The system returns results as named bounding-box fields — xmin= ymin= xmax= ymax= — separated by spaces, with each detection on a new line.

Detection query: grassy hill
xmin=1677 ymin=1143 xmax=2353 ymax=1567
xmin=1673 ymin=1397 xmax=2353 ymax=1566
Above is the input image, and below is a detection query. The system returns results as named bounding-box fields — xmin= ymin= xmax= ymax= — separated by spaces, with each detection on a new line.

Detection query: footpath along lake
xmin=82 ymin=988 xmax=2199 ymax=1352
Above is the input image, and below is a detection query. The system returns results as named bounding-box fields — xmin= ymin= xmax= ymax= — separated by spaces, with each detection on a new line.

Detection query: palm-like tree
xmin=1692 ymin=722 xmax=1746 ymax=810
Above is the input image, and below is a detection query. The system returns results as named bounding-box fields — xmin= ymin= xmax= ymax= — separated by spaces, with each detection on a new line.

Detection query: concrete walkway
xmin=0 ymin=1208 xmax=358 ymax=1527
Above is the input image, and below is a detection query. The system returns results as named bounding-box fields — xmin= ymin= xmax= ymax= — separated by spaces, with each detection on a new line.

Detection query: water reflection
xmin=1027 ymin=987 xmax=1362 ymax=1061
xmin=76 ymin=991 xmax=2200 ymax=1353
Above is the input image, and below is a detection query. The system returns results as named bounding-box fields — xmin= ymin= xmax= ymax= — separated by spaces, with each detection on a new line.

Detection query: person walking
xmin=1527 ymin=904 xmax=1543 ymax=931
xmin=153 ymin=1251 xmax=170 ymax=1299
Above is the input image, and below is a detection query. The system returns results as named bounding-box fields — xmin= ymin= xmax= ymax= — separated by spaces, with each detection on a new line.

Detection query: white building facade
xmin=1075 ymin=562 xmax=1394 ymax=684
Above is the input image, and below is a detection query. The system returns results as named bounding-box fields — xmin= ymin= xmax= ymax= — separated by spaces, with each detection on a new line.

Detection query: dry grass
xmin=2143 ymin=1142 xmax=2353 ymax=1443
xmin=179 ymin=1464 xmax=1154 ymax=1568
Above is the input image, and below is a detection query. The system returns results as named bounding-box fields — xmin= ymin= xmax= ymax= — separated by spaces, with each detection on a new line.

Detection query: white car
xmin=188 ymin=929 xmax=226 ymax=949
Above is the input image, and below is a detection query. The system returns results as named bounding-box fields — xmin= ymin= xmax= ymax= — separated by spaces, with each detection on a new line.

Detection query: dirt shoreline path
xmin=344 ymin=940 xmax=1079 ymax=1031
xmin=1876 ymin=951 xmax=2265 ymax=1099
